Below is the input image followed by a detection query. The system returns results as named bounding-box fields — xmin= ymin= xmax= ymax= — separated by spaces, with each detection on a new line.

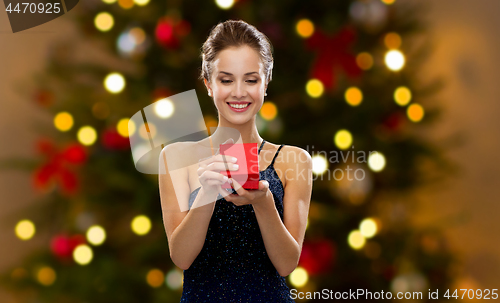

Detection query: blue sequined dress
xmin=179 ymin=140 xmax=295 ymax=302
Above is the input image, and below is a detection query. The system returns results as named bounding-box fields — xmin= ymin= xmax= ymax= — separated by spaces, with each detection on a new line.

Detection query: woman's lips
xmin=226 ymin=102 xmax=251 ymax=112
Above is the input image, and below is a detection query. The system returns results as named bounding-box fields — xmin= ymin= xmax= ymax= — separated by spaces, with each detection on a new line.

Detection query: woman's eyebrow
xmin=218 ymin=71 xmax=259 ymax=76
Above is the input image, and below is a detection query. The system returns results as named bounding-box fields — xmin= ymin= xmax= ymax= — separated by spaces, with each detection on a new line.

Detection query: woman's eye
xmin=220 ymin=79 xmax=257 ymax=84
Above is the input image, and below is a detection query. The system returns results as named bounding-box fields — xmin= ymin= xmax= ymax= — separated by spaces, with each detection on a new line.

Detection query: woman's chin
xmin=221 ymin=113 xmax=255 ymax=125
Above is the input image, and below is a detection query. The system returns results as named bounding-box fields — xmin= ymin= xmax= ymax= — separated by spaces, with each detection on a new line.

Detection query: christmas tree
xmin=1 ymin=0 xmax=459 ymax=302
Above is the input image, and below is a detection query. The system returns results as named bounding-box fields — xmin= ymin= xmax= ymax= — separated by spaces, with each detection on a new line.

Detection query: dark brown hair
xmin=199 ymin=19 xmax=274 ymax=85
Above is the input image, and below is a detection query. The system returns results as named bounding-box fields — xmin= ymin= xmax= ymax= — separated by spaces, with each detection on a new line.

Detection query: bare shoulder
xmin=281 ymin=145 xmax=312 ymax=165
xmin=262 ymin=142 xmax=311 ymax=166
xmin=159 ymin=141 xmax=199 ymax=175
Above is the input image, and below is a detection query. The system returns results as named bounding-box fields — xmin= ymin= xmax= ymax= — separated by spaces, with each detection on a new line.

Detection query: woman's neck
xmin=212 ymin=116 xmax=262 ymax=144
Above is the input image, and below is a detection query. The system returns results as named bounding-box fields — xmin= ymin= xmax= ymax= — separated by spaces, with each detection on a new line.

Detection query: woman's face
xmin=204 ymin=45 xmax=267 ymax=125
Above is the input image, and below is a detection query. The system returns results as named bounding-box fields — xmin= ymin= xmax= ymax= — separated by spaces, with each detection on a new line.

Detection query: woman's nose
xmin=231 ymin=81 xmax=247 ymax=98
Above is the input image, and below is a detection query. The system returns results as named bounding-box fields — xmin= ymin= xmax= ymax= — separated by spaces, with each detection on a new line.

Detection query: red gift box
xmin=219 ymin=143 xmax=259 ymax=190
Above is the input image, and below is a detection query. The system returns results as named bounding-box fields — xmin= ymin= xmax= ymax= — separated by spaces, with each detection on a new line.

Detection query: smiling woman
xmin=158 ymin=19 xmax=312 ymax=303
xmin=204 ymin=44 xmax=268 ymax=124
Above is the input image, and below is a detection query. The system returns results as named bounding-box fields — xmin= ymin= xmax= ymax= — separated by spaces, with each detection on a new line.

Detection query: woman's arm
xmin=252 ymin=146 xmax=313 ymax=277
xmin=159 ymin=145 xmax=217 ymax=270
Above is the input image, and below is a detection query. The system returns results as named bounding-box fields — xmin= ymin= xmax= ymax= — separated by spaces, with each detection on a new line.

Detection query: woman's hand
xmin=197 ymin=138 xmax=238 ymax=200
xmin=224 ymin=178 xmax=273 ymax=208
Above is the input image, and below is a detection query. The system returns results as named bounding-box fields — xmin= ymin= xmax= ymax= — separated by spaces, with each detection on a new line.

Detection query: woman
xmin=159 ymin=19 xmax=313 ymax=302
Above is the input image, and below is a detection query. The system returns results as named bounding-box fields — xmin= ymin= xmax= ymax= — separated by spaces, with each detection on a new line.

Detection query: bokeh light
xmin=334 ymin=129 xmax=353 ymax=150
xmin=118 ymin=0 xmax=134 ymax=9
xmin=204 ymin=115 xmax=218 ymax=131
xmin=131 ymin=215 xmax=152 ymax=236
xmin=215 ymin=0 xmax=234 ymax=10
xmin=311 ymin=155 xmax=328 ymax=175
xmin=86 ymin=225 xmax=106 ymax=246
xmin=259 ymin=102 xmax=278 ymax=121
xmin=77 ymin=126 xmax=98 ymax=146
xmin=133 ymin=0 xmax=150 ymax=6
xmin=166 ymin=268 xmax=183 ymax=289
xmin=407 ymin=103 xmax=425 ymax=122
xmin=146 ymin=268 xmax=164 ymax=288
xmin=15 ymin=220 xmax=35 ymax=240
xmin=289 ymin=267 xmax=308 ymax=287
xmin=154 ymin=99 xmax=175 ymax=118
xmin=130 ymin=27 xmax=146 ymax=44
xmin=385 ymin=50 xmax=405 ymax=71
xmin=345 ymin=87 xmax=363 ymax=106
xmin=368 ymin=151 xmax=386 ymax=172
xmin=381 ymin=0 xmax=395 ymax=4
xmin=360 ymin=218 xmax=378 ymax=238
xmin=94 ymin=12 xmax=114 ymax=32
xmin=37 ymin=266 xmax=56 ymax=286
xmin=306 ymin=79 xmax=324 ymax=98
xmin=117 ymin=26 xmax=148 ymax=57
xmin=296 ymin=19 xmax=314 ymax=38
xmin=128 ymin=118 xmax=137 ymax=137
xmin=117 ymin=118 xmax=130 ymax=137
xmin=394 ymin=86 xmax=412 ymax=106
xmin=104 ymin=72 xmax=126 ymax=94
xmin=348 ymin=230 xmax=366 ymax=250
xmin=54 ymin=112 xmax=74 ymax=132
xmin=356 ymin=52 xmax=373 ymax=70
xmin=139 ymin=122 xmax=156 ymax=140
xmin=384 ymin=32 xmax=402 ymax=49
xmin=73 ymin=244 xmax=93 ymax=265
xmin=118 ymin=32 xmax=136 ymax=53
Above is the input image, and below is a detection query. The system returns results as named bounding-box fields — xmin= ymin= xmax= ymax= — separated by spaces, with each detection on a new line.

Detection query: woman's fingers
xmin=199 ymin=170 xmax=228 ymax=183
xmin=198 ymin=154 xmax=237 ymax=167
xmin=217 ymin=184 xmax=231 ymax=198
xmin=206 ymin=161 xmax=239 ymax=172
xmin=229 ymin=178 xmax=246 ymax=196
xmin=205 ymin=179 xmax=227 ymax=186
xmin=258 ymin=180 xmax=270 ymax=192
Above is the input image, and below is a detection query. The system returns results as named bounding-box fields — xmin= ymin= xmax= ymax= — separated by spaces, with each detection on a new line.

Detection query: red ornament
xmin=33 ymin=139 xmax=87 ymax=195
xmin=155 ymin=17 xmax=190 ymax=50
xmin=299 ymin=238 xmax=336 ymax=275
xmin=50 ymin=234 xmax=86 ymax=260
xmin=101 ymin=128 xmax=130 ymax=150
xmin=61 ymin=144 xmax=87 ymax=164
xmin=305 ymin=26 xmax=362 ymax=91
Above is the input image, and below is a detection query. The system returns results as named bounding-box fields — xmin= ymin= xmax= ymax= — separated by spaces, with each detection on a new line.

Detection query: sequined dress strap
xmin=270 ymin=144 xmax=285 ymax=167
xmin=258 ymin=139 xmax=266 ymax=155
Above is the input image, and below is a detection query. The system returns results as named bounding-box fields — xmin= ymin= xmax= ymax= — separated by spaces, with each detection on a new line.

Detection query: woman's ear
xmin=204 ymin=78 xmax=212 ymax=96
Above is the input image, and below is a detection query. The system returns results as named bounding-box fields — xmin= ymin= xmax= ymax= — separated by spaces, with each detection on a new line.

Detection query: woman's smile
xmin=227 ymin=101 xmax=252 ymax=112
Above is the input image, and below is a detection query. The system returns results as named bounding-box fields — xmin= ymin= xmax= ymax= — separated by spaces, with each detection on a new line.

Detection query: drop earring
xmin=264 ymin=92 xmax=267 ymax=96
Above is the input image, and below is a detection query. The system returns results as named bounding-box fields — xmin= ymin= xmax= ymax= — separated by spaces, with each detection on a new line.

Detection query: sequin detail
xmin=180 ymin=141 xmax=294 ymax=302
